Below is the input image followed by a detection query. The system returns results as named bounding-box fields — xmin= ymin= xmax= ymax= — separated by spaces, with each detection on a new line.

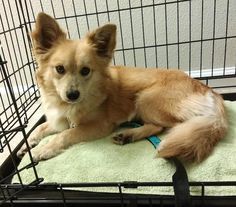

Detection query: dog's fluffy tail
xmin=157 ymin=93 xmax=228 ymax=162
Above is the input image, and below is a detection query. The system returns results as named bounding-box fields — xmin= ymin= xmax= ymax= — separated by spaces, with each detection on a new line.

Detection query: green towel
xmin=13 ymin=101 xmax=236 ymax=196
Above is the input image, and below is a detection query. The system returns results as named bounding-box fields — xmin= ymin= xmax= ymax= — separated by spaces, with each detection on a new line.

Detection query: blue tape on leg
xmin=146 ymin=136 xmax=161 ymax=149
xmin=119 ymin=122 xmax=161 ymax=149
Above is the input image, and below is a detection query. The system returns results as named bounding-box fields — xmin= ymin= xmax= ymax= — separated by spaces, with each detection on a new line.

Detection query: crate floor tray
xmin=13 ymin=101 xmax=236 ymax=196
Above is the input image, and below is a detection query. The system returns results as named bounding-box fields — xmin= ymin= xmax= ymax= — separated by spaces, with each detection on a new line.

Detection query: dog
xmin=17 ymin=12 xmax=228 ymax=162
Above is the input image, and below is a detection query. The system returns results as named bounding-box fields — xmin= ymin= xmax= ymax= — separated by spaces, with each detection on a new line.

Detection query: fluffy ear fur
xmin=31 ymin=12 xmax=66 ymax=57
xmin=87 ymin=24 xmax=117 ymax=58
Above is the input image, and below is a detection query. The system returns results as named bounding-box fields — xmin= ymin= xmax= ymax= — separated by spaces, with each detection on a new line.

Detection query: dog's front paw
xmin=112 ymin=133 xmax=133 ymax=145
xmin=17 ymin=137 xmax=39 ymax=158
xmin=31 ymin=146 xmax=59 ymax=162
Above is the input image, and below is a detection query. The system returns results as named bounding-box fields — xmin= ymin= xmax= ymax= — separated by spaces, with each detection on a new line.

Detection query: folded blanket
xmin=13 ymin=101 xmax=236 ymax=196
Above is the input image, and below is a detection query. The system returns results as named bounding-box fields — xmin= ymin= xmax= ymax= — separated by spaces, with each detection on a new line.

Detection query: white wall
xmin=1 ymin=0 xmax=236 ymax=72
xmin=20 ymin=0 xmax=236 ymax=72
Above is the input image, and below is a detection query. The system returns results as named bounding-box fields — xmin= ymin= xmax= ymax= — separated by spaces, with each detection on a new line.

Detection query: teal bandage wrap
xmin=119 ymin=122 xmax=161 ymax=149
xmin=146 ymin=136 xmax=161 ymax=149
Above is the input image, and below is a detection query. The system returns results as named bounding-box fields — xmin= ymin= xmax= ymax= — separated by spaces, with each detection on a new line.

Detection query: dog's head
xmin=32 ymin=12 xmax=116 ymax=104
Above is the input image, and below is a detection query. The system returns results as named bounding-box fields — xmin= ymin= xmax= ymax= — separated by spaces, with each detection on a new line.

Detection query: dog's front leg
xmin=17 ymin=122 xmax=58 ymax=158
xmin=31 ymin=121 xmax=113 ymax=161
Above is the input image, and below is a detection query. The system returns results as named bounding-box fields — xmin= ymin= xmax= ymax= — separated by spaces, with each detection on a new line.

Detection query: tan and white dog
xmin=17 ymin=13 xmax=228 ymax=162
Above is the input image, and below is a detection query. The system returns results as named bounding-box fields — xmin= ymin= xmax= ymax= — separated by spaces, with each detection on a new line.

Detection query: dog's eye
xmin=55 ymin=65 xmax=65 ymax=74
xmin=80 ymin=67 xmax=90 ymax=76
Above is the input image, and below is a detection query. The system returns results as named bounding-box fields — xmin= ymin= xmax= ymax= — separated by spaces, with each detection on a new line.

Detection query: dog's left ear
xmin=87 ymin=24 xmax=116 ymax=59
xmin=31 ymin=12 xmax=66 ymax=57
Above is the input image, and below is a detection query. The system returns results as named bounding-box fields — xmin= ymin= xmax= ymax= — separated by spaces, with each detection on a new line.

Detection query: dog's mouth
xmin=64 ymin=99 xmax=80 ymax=104
xmin=63 ymin=97 xmax=82 ymax=105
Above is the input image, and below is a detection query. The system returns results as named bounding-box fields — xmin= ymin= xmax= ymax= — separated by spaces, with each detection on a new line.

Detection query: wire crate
xmin=1 ymin=0 xmax=236 ymax=206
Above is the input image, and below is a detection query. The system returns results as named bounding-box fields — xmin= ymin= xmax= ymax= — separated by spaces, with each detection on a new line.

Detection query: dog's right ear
xmin=87 ymin=24 xmax=116 ymax=59
xmin=31 ymin=12 xmax=66 ymax=56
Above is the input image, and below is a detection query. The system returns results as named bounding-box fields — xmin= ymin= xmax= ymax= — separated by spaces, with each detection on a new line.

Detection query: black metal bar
xmin=195 ymin=73 xmax=236 ymax=80
xmin=0 ymin=116 xmax=45 ymax=185
xmin=211 ymin=0 xmax=217 ymax=76
xmin=0 ymin=93 xmax=38 ymax=126
xmin=0 ymin=92 xmax=38 ymax=131
xmin=200 ymin=0 xmax=204 ymax=77
xmin=117 ymin=0 xmax=126 ymax=66
xmin=0 ymin=161 xmax=38 ymax=184
xmin=0 ymin=186 xmax=6 ymax=200
xmin=189 ymin=0 xmax=192 ymax=75
xmin=148 ymin=197 xmax=153 ymax=207
xmin=212 ymin=85 xmax=236 ymax=89
xmin=3 ymin=180 xmax=236 ymax=189
xmin=105 ymin=0 xmax=110 ymax=22
xmin=0 ymin=120 xmax=3 ymax=152
xmin=223 ymin=0 xmax=230 ymax=75
xmin=113 ymin=35 xmax=236 ymax=52
xmin=129 ymin=0 xmax=137 ymax=67
xmin=0 ymin=120 xmax=24 ymax=187
xmin=39 ymin=0 xmax=44 ymax=11
xmin=160 ymin=195 xmax=163 ymax=207
xmin=16 ymin=0 xmax=37 ymax=100
xmin=83 ymin=0 xmax=90 ymax=31
xmin=164 ymin=0 xmax=169 ymax=69
xmin=201 ymin=183 xmax=205 ymax=207
xmin=72 ymin=0 xmax=81 ymax=38
xmin=105 ymin=0 xmax=116 ymax=65
xmin=0 ymin=86 xmax=38 ymax=126
xmin=0 ymin=60 xmax=24 ymax=126
xmin=50 ymin=0 xmax=57 ymax=18
xmin=7 ymin=0 xmax=31 ymax=103
xmin=177 ymin=0 xmax=180 ymax=69
xmin=153 ymin=0 xmax=158 ymax=68
xmin=0 ymin=6 xmax=24 ymax=102
xmin=59 ymin=184 xmax=67 ymax=207
xmin=38 ymin=182 xmax=175 ymax=188
xmin=0 ymin=178 xmax=42 ymax=205
xmin=0 ymin=124 xmax=27 ymax=138
xmin=0 ymin=54 xmax=40 ymax=183
xmin=5 ymin=186 xmax=14 ymax=206
xmin=23 ymin=0 xmax=33 ymax=32
xmin=29 ymin=0 xmax=36 ymax=21
xmin=94 ymin=0 xmax=100 ymax=27
xmin=0 ymin=56 xmax=14 ymax=121
xmin=0 ymin=61 xmax=36 ymax=84
xmin=0 ymin=91 xmax=10 ymax=126
xmin=61 ymin=0 xmax=71 ymax=39
xmin=0 ymin=26 xmax=22 ymax=35
xmin=118 ymin=184 xmax=124 ymax=207
xmin=141 ymin=0 xmax=147 ymax=68
xmin=28 ymin=0 xmax=192 ymax=25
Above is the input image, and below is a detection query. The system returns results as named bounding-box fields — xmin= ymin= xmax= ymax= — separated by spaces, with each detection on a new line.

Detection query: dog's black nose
xmin=66 ymin=90 xmax=80 ymax=101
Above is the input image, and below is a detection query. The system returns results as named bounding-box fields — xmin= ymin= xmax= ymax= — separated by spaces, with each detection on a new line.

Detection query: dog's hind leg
xmin=113 ymin=123 xmax=163 ymax=145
